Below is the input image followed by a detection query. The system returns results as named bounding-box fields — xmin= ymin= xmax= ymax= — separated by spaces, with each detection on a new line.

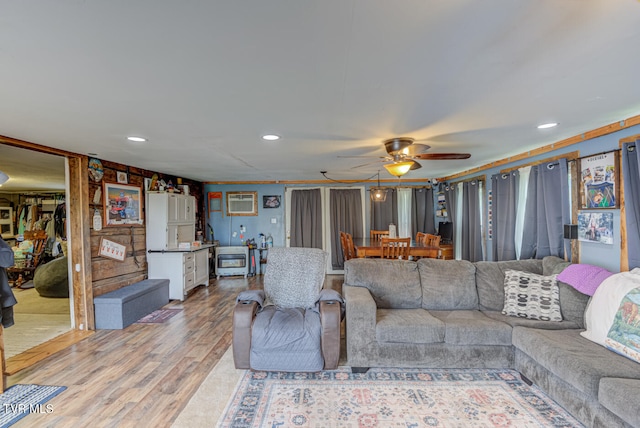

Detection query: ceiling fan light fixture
xmin=384 ymin=161 xmax=414 ymax=177
xmin=262 ymin=134 xmax=280 ymax=141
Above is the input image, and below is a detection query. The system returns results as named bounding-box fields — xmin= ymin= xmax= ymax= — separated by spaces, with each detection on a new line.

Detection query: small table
xmin=353 ymin=238 xmax=440 ymax=259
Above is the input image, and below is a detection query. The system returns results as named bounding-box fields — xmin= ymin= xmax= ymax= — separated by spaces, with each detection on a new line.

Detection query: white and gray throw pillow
xmin=502 ymin=269 xmax=562 ymax=322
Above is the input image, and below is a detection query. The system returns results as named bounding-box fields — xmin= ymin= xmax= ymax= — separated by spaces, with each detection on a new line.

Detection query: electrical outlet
xmin=232 ymin=231 xmax=238 ymax=237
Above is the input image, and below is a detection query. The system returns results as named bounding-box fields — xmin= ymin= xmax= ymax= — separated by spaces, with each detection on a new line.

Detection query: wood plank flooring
xmin=7 ymin=274 xmax=344 ymax=428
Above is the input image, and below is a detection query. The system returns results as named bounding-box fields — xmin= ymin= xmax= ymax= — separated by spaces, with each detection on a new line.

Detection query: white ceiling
xmin=1 ymin=0 xmax=640 ymax=187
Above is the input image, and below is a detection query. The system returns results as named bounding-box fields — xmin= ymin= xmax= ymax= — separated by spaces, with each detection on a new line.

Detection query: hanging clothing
xmin=54 ymin=203 xmax=66 ymax=239
xmin=0 ymin=237 xmax=17 ymax=328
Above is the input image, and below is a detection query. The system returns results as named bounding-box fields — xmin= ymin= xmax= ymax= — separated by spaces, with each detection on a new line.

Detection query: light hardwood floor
xmin=8 ymin=274 xmax=344 ymax=428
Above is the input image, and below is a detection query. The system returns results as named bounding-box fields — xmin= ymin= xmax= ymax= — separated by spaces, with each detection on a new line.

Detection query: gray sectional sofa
xmin=342 ymin=257 xmax=640 ymax=428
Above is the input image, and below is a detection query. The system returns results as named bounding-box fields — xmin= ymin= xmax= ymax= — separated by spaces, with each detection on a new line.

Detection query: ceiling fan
xmin=344 ymin=137 xmax=471 ymax=177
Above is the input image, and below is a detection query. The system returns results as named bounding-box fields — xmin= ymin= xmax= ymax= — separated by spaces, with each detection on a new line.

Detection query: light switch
xmin=271 ymin=218 xmax=277 ymax=224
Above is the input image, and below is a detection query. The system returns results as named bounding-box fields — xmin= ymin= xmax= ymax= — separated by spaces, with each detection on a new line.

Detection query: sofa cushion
xmin=502 ymin=270 xmax=562 ymax=322
xmin=512 ymin=327 xmax=640 ymax=398
xmin=558 ymin=282 xmax=590 ymax=329
xmin=376 ymin=309 xmax=444 ymax=343
xmin=475 ymin=259 xmax=543 ymax=311
xmin=599 ymin=378 xmax=640 ymax=428
xmin=542 ymin=255 xmax=570 ymax=276
xmin=418 ymin=258 xmax=478 ymax=310
xmin=430 ymin=310 xmax=512 ymax=345
xmin=482 ymin=310 xmax=580 ymax=330
xmin=344 ymin=259 xmax=421 ymax=309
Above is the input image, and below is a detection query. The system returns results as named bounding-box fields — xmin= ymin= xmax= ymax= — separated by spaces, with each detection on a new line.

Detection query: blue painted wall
xmin=205 ymin=183 xmax=287 ymax=247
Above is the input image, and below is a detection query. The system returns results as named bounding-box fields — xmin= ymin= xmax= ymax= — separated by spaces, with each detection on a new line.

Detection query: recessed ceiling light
xmin=537 ymin=122 xmax=558 ymax=129
xmin=262 ymin=134 xmax=280 ymax=141
xmin=127 ymin=136 xmax=147 ymax=142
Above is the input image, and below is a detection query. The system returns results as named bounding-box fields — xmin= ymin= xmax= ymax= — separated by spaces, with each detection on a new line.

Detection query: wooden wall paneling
xmin=67 ymin=156 xmax=94 ymax=331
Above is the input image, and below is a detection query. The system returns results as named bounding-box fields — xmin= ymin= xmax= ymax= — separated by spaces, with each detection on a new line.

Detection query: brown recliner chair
xmin=233 ymin=247 xmax=343 ymax=372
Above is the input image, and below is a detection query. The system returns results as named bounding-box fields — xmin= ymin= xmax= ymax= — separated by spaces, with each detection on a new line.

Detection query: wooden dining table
xmin=353 ymin=238 xmax=440 ymax=259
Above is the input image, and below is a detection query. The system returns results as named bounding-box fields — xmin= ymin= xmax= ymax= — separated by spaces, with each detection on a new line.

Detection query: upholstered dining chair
xmin=380 ymin=237 xmax=410 ymax=260
xmin=232 ymin=247 xmax=344 ymax=372
xmin=370 ymin=230 xmax=389 ymax=241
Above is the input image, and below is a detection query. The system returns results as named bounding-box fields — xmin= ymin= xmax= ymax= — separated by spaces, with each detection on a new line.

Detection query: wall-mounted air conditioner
xmin=226 ymin=191 xmax=258 ymax=216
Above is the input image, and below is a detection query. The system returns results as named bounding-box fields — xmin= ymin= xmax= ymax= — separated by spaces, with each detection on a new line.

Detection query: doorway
xmin=0 ymin=144 xmax=73 ymax=359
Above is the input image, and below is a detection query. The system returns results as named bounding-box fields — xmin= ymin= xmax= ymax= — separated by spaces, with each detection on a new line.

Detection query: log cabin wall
xmin=89 ymin=159 xmax=204 ymax=297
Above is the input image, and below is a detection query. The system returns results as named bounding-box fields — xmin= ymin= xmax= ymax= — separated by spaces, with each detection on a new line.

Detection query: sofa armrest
xmin=320 ymin=300 xmax=341 ymax=369
xmin=343 ymin=284 xmax=377 ymax=366
xmin=232 ymin=300 xmax=259 ymax=369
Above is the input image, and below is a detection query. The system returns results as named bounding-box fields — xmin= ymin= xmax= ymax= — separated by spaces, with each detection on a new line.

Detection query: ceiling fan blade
xmin=337 ymin=155 xmax=388 ymax=160
xmin=351 ymin=161 xmax=384 ymax=169
xmin=414 ymin=153 xmax=471 ymax=160
xmin=403 ymin=143 xmax=431 ymax=156
xmin=410 ymin=160 xmax=422 ymax=170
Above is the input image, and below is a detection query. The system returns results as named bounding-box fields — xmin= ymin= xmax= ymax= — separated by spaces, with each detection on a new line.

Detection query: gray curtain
xmin=520 ymin=159 xmax=570 ymax=259
xmin=623 ymin=141 xmax=640 ymax=269
xmin=330 ymin=188 xmax=363 ymax=269
xmin=371 ymin=188 xmax=397 ymax=230
xmin=461 ymin=180 xmax=484 ymax=262
xmin=443 ymin=183 xmax=458 ymax=246
xmin=290 ymin=188 xmax=322 ymax=249
xmin=491 ymin=171 xmax=518 ymax=261
xmin=411 ymin=187 xmax=435 ymax=236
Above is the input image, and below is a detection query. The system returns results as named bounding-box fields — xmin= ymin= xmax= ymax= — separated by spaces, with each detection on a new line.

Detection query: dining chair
xmin=370 ymin=230 xmax=389 ymax=241
xmin=416 ymin=232 xmax=427 ymax=244
xmin=424 ymin=233 xmax=441 ymax=247
xmin=380 ymin=237 xmax=410 ymax=260
xmin=340 ymin=231 xmax=356 ymax=261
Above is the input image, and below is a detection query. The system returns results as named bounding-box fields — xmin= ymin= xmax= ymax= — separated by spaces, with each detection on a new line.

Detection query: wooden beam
xmin=0 ymin=134 xmax=82 ymax=158
xmin=67 ymin=156 xmax=95 ymax=330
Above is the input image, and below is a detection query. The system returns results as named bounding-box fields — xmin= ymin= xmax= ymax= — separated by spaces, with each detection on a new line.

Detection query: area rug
xmin=136 ymin=308 xmax=182 ymax=324
xmin=174 ymin=349 xmax=584 ymax=428
xmin=0 ymin=384 xmax=66 ymax=428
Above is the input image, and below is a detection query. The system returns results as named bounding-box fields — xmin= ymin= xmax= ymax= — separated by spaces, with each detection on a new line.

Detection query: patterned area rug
xmin=136 ymin=308 xmax=181 ymax=324
xmin=0 ymin=384 xmax=66 ymax=428
xmin=217 ymin=368 xmax=584 ymax=427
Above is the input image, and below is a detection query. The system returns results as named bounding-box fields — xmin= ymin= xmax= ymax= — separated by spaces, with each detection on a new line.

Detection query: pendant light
xmin=370 ymin=171 xmax=388 ymax=202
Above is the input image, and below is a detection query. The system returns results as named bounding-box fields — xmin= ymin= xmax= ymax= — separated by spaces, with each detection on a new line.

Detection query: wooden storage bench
xmin=94 ymin=279 xmax=170 ymax=329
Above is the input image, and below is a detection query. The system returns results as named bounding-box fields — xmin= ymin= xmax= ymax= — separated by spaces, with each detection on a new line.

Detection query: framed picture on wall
xmin=578 ymin=211 xmax=614 ymax=245
xmin=263 ymin=195 xmax=281 ymax=209
xmin=578 ymin=151 xmax=619 ymax=209
xmin=208 ymin=192 xmax=222 ymax=212
xmin=103 ymin=182 xmax=144 ymax=226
